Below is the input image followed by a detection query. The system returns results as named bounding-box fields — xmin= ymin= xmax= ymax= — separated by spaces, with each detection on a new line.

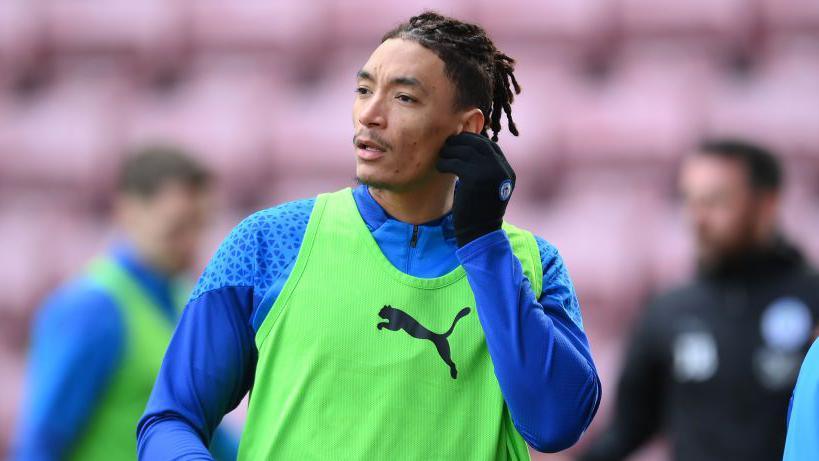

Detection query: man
xmin=138 ymin=12 xmax=601 ymax=460
xmin=13 ymin=147 xmax=236 ymax=460
xmin=578 ymin=140 xmax=819 ymax=461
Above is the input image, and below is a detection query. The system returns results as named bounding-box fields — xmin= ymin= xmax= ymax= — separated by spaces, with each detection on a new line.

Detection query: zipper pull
xmin=410 ymin=225 xmax=419 ymax=248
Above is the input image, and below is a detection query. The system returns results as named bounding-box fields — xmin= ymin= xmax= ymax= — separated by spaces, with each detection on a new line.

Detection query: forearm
xmin=137 ymin=415 xmax=214 ymax=460
xmin=457 ymin=230 xmax=600 ymax=452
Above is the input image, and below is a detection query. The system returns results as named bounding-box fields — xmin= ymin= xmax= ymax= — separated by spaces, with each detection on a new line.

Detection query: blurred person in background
xmin=137 ymin=11 xmax=600 ymax=460
xmin=12 ymin=147 xmax=237 ymax=460
xmin=578 ymin=140 xmax=819 ymax=461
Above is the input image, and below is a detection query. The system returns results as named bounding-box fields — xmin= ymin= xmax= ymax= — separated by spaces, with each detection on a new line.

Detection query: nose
xmin=357 ymin=94 xmax=387 ymax=129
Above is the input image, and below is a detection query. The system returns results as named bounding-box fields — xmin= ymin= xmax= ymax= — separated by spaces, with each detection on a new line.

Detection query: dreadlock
xmin=382 ymin=11 xmax=521 ymax=142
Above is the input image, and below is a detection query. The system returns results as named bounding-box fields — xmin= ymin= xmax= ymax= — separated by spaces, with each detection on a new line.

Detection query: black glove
xmin=436 ymin=132 xmax=516 ymax=248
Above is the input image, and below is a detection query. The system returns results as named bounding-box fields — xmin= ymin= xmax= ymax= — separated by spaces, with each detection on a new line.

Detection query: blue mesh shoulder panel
xmin=191 ymin=198 xmax=316 ymax=302
xmin=534 ymin=236 xmax=584 ymax=331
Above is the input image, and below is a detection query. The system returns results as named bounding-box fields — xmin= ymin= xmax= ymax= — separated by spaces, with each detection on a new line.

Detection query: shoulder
xmin=35 ymin=276 xmax=124 ymax=345
xmin=230 ymin=197 xmax=316 ymax=242
xmin=532 ymin=235 xmax=572 ymax=287
xmin=191 ymin=197 xmax=316 ymax=299
xmin=532 ymin=235 xmax=586 ymax=330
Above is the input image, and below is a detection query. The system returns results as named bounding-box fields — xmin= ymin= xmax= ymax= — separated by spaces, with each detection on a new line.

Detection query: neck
xmin=367 ymin=177 xmax=455 ymax=225
xmin=120 ymin=230 xmax=174 ymax=278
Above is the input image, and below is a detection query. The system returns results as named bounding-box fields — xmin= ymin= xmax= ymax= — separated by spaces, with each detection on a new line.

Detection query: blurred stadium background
xmin=1 ymin=0 xmax=819 ymax=459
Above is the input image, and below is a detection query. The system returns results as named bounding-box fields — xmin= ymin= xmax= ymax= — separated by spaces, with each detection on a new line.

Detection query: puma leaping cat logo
xmin=377 ymin=305 xmax=471 ymax=379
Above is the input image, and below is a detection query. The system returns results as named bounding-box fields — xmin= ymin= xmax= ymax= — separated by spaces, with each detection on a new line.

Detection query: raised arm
xmin=457 ymin=232 xmax=601 ymax=452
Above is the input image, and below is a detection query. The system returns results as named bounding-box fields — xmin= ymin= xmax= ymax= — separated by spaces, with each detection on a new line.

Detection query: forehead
xmin=361 ymin=38 xmax=448 ymax=87
xmin=680 ymin=154 xmax=748 ymax=190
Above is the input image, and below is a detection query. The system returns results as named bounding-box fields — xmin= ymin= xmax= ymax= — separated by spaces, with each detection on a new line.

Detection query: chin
xmin=356 ymin=165 xmax=394 ymax=190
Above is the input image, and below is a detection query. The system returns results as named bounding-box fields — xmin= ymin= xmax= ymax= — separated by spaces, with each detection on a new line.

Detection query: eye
xmin=396 ymin=94 xmax=416 ymax=103
xmin=355 ymin=86 xmax=371 ymax=96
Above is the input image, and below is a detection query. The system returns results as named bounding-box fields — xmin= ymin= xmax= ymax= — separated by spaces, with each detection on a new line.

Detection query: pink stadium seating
xmin=0 ymin=350 xmax=24 ymax=457
xmin=474 ymin=0 xmax=617 ymax=46
xmin=761 ymin=0 xmax=819 ymax=34
xmin=266 ymin=46 xmax=370 ymax=179
xmin=558 ymin=55 xmax=703 ymax=169
xmin=509 ymin=190 xmax=659 ymax=336
xmin=490 ymin=46 xmax=578 ymax=197
xmin=188 ymin=0 xmax=327 ymax=54
xmin=619 ymin=0 xmax=754 ymax=40
xmin=324 ymin=0 xmax=475 ymax=44
xmin=0 ymin=0 xmax=44 ymax=83
xmin=125 ymin=63 xmax=280 ymax=201
xmin=705 ymin=41 xmax=819 ymax=161
xmin=43 ymin=0 xmax=185 ymax=58
xmin=0 ymin=71 xmax=127 ymax=196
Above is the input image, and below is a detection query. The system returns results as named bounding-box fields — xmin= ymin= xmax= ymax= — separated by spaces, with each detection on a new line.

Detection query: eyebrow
xmin=356 ymin=70 xmax=428 ymax=95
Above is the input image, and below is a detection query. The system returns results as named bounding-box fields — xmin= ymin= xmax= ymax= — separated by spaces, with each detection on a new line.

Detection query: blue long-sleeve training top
xmin=137 ymin=184 xmax=601 ymax=458
xmin=13 ymin=243 xmax=238 ymax=461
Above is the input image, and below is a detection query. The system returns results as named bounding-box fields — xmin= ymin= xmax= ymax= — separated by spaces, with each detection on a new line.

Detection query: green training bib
xmin=69 ymin=258 xmax=181 ymax=461
xmin=239 ymin=188 xmax=541 ymax=460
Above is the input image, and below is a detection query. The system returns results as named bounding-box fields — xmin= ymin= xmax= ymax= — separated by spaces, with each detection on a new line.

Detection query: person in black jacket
xmin=579 ymin=139 xmax=819 ymax=461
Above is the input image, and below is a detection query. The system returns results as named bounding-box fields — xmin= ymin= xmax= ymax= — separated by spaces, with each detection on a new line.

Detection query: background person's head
xmin=353 ymin=11 xmax=520 ymax=193
xmin=115 ymin=146 xmax=212 ymax=276
xmin=679 ymin=139 xmax=783 ymax=270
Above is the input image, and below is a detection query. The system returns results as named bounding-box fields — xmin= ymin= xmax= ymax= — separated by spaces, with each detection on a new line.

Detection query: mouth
xmin=355 ymin=138 xmax=387 ymax=161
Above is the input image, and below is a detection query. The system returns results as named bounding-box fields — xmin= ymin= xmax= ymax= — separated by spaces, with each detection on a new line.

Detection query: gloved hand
xmin=436 ymin=132 xmax=516 ymax=248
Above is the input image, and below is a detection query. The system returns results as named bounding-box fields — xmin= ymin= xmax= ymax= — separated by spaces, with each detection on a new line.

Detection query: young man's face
xmin=352 ymin=38 xmax=466 ymax=192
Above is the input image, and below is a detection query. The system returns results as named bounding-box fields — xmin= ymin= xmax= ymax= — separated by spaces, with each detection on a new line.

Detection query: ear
xmin=457 ymin=108 xmax=485 ymax=135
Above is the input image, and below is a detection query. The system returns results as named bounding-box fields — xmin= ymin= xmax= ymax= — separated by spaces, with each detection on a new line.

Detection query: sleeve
xmin=137 ymin=199 xmax=314 ymax=461
xmin=577 ymin=298 xmax=669 ymax=461
xmin=783 ymin=338 xmax=819 ymax=461
xmin=455 ymin=230 xmax=601 ymax=453
xmin=12 ymin=281 xmax=124 ymax=461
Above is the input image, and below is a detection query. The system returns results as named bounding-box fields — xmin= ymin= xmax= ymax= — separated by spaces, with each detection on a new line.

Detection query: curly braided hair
xmin=382 ymin=11 xmax=521 ymax=142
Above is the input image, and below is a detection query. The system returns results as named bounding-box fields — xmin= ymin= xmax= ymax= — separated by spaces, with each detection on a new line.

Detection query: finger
xmin=444 ymin=132 xmax=494 ymax=156
xmin=436 ymin=157 xmax=474 ymax=176
xmin=438 ymin=145 xmax=479 ymax=162
xmin=488 ymin=140 xmax=508 ymax=160
xmin=488 ymin=143 xmax=515 ymax=179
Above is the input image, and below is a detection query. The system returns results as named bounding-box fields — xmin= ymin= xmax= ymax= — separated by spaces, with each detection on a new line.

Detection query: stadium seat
xmin=324 ymin=0 xmax=475 ymax=45
xmin=761 ymin=0 xmax=819 ymax=35
xmin=187 ymin=0 xmax=328 ymax=70
xmin=43 ymin=0 xmax=186 ymax=65
xmin=474 ymin=0 xmax=617 ymax=46
xmin=0 ymin=350 xmax=24 ymax=457
xmin=0 ymin=71 xmax=127 ymax=196
xmin=492 ymin=46 xmax=578 ymax=198
xmin=619 ymin=0 xmax=754 ymax=41
xmin=0 ymin=0 xmax=44 ymax=85
xmin=125 ymin=63 xmax=281 ymax=202
xmin=558 ymin=59 xmax=701 ymax=171
xmin=705 ymin=42 xmax=819 ymax=162
xmin=512 ymin=190 xmax=658 ymax=334
xmin=266 ymin=46 xmax=370 ymax=180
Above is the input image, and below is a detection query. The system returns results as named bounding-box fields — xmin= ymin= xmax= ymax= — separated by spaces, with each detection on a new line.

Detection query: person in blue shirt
xmin=13 ymin=147 xmax=237 ymax=461
xmin=785 ymin=339 xmax=819 ymax=459
xmin=138 ymin=12 xmax=601 ymax=459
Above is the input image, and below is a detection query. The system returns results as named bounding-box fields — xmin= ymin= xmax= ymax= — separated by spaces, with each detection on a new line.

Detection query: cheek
xmin=394 ymin=113 xmax=452 ymax=169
